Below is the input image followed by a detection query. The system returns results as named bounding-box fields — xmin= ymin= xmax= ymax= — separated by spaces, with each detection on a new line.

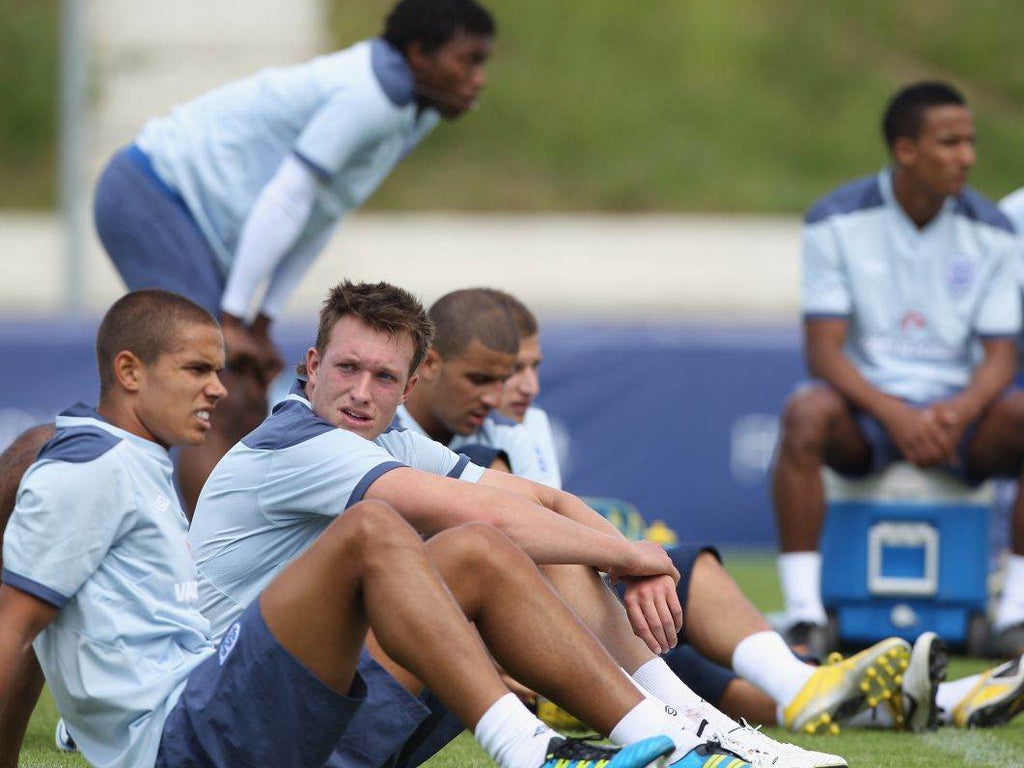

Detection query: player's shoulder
xmin=36 ymin=404 xmax=123 ymax=466
xmin=317 ymin=38 xmax=415 ymax=109
xmin=953 ymin=186 xmax=1016 ymax=234
xmin=804 ymin=174 xmax=885 ymax=225
xmin=240 ymin=397 xmax=336 ymax=451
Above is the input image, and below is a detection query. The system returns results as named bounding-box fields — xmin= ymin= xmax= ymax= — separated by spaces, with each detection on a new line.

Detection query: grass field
xmin=16 ymin=550 xmax=1024 ymax=766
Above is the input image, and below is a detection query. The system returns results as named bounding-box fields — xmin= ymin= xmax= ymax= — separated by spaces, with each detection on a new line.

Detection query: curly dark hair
xmin=383 ymin=0 xmax=495 ymax=55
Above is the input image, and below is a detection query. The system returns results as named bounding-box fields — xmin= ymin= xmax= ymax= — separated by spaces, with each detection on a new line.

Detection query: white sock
xmin=777 ymin=552 xmax=827 ymax=625
xmin=731 ymin=630 xmax=816 ymax=706
xmin=609 ymin=698 xmax=705 ymax=763
xmin=994 ymin=554 xmax=1024 ymax=631
xmin=474 ymin=693 xmax=555 ymax=768
xmin=631 ymin=657 xmax=743 ymax=739
xmin=935 ymin=674 xmax=981 ymax=725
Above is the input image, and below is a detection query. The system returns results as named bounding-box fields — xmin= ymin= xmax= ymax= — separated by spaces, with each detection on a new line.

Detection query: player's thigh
xmin=157 ymin=600 xmax=366 ymax=768
xmin=965 ymin=389 xmax=1024 ymax=477
xmin=94 ymin=147 xmax=224 ymax=316
xmin=258 ymin=501 xmax=421 ymax=689
xmin=785 ymin=384 xmax=873 ymax=473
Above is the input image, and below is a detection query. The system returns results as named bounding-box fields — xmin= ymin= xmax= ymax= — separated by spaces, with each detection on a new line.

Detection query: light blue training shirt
xmin=2 ymin=406 xmax=214 ymax=768
xmin=802 ymin=168 xmax=1021 ymax=402
xmin=191 ymin=380 xmax=484 ymax=640
xmin=136 ymin=38 xmax=439 ymax=278
xmin=396 ymin=403 xmax=558 ymax=487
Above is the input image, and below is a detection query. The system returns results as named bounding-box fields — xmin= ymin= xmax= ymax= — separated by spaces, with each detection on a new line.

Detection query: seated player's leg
xmin=0 ymin=425 xmax=54 ymax=768
xmin=962 ymin=390 xmax=1024 ymax=656
xmin=332 ymin=522 xmax=711 ymax=767
xmin=773 ymin=384 xmax=872 ymax=653
xmin=162 ymin=502 xmax=679 ymax=768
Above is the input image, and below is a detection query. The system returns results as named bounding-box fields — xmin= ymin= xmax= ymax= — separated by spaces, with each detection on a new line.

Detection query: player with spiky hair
xmin=93 ymin=0 xmax=496 ymax=515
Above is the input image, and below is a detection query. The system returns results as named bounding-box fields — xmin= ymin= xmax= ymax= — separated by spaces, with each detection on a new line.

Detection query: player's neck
xmin=97 ymin=397 xmax=162 ymax=447
xmin=404 ymin=397 xmax=453 ymax=444
xmin=892 ymin=169 xmax=945 ymax=228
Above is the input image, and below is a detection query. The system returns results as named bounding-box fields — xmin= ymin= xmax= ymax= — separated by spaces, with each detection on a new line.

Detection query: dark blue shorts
xmin=157 ymin=600 xmax=367 ymax=768
xmin=324 ymin=651 xmax=462 ymax=768
xmin=615 ymin=544 xmax=738 ymax=706
xmin=94 ymin=144 xmax=225 ymax=317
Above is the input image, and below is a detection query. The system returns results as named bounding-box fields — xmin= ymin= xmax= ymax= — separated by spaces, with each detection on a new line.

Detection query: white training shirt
xmin=519 ymin=407 xmax=563 ymax=489
xmin=191 ymin=381 xmax=483 ymax=641
xmin=802 ymin=168 xmax=1021 ymax=402
xmin=136 ymin=38 xmax=439 ymax=313
xmin=999 ymin=187 xmax=1024 ymax=288
xmin=2 ymin=406 xmax=214 ymax=768
xmin=395 ymin=404 xmax=559 ymax=487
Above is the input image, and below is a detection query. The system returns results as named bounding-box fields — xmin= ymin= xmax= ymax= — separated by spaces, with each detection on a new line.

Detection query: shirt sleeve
xmin=376 ymin=430 xmax=484 ymax=483
xmin=974 ymin=237 xmax=1023 ymax=337
xmin=2 ymin=457 xmax=132 ymax=608
xmin=524 ymin=408 xmax=563 ymax=490
xmin=259 ymin=430 xmax=408 ymax=521
xmin=490 ymin=424 xmax=548 ymax=484
xmin=293 ymin=87 xmax=395 ymax=179
xmin=801 ymin=221 xmax=852 ymax=317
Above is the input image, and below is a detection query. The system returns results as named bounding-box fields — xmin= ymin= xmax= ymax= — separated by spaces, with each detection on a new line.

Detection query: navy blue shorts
xmin=157 ymin=601 xmax=367 ymax=768
xmin=615 ymin=544 xmax=738 ymax=706
xmin=94 ymin=144 xmax=225 ymax=317
xmin=324 ymin=651 xmax=463 ymax=768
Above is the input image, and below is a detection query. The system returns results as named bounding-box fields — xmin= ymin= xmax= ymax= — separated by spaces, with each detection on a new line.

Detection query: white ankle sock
xmin=731 ymin=630 xmax=816 ymax=706
xmin=609 ymin=698 xmax=705 ymax=763
xmin=935 ymin=675 xmax=981 ymax=724
xmin=994 ymin=555 xmax=1024 ymax=632
xmin=631 ymin=657 xmax=709 ymax=724
xmin=474 ymin=693 xmax=554 ymax=768
xmin=777 ymin=552 xmax=827 ymax=625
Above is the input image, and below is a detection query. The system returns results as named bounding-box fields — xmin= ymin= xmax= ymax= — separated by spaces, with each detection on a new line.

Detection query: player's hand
xmin=930 ymin=401 xmax=966 ymax=465
xmin=622 ymin=574 xmax=683 ymax=655
xmin=251 ymin=313 xmax=285 ymax=384
xmin=609 ymin=540 xmax=680 ymax=583
xmin=880 ymin=402 xmax=955 ymax=468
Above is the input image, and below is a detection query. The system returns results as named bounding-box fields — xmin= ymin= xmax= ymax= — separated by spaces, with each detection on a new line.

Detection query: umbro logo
xmin=664 ymin=705 xmax=678 ymax=717
xmin=219 ymin=622 xmax=241 ymax=665
xmin=154 ymin=494 xmax=170 ymax=513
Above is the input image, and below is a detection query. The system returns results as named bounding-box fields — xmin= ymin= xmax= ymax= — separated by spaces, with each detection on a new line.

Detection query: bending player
xmin=491 ymin=288 xmax=1024 ymax=733
xmin=189 ymin=280 xmax=873 ymax=767
xmin=93 ymin=0 xmax=497 ymax=513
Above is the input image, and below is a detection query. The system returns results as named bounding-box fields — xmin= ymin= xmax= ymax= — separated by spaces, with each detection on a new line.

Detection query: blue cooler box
xmin=820 ymin=464 xmax=992 ymax=650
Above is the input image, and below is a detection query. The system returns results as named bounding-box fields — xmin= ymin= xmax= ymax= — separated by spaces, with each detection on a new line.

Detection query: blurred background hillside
xmin=5 ymin=0 xmax=1024 ymax=212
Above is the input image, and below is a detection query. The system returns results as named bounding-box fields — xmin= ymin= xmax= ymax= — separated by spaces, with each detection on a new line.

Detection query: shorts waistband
xmin=125 ymin=144 xmax=189 ymax=210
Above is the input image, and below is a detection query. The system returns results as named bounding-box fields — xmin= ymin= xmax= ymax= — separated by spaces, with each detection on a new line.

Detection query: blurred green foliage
xmin=0 ymin=0 xmax=58 ymax=208
xmin=327 ymin=0 xmax=1024 ymax=212
xmin=4 ymin=2 xmax=1024 ymax=211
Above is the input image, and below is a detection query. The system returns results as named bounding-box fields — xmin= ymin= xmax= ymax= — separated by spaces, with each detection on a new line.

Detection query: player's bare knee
xmin=324 ymin=500 xmax=416 ymax=564
xmin=779 ymin=386 xmax=842 ymax=456
xmin=429 ymin=522 xmax=519 ymax=577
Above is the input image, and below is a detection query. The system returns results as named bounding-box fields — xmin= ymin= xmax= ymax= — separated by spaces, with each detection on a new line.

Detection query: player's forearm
xmin=221 ymin=155 xmax=318 ymax=319
xmin=0 ymin=646 xmax=43 ymax=768
xmin=808 ymin=344 xmax=901 ymax=421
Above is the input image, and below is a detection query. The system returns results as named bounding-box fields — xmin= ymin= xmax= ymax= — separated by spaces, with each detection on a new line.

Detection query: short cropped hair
xmin=383 ymin=0 xmax=495 ymax=55
xmin=882 ymin=81 xmax=966 ymax=148
xmin=301 ymin=281 xmax=434 ymax=377
xmin=429 ymin=288 xmax=519 ymax=358
xmin=479 ymin=288 xmax=538 ymax=337
xmin=97 ymin=290 xmax=219 ymax=397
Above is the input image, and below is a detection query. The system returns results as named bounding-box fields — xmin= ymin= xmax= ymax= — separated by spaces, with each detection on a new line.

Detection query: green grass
xmin=18 ymin=550 xmax=1024 ymax=766
xmin=327 ymin=0 xmax=1024 ymax=212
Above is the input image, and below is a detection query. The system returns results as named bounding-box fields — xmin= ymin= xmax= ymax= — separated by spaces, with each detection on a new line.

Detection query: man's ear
xmin=405 ymin=40 xmax=430 ymax=73
xmin=417 ymin=348 xmax=443 ymax=382
xmin=305 ymin=347 xmax=320 ymax=384
xmin=113 ymin=350 xmax=145 ymax=393
xmin=891 ymin=136 xmax=917 ymax=168
xmin=402 ymin=373 xmax=419 ymax=403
